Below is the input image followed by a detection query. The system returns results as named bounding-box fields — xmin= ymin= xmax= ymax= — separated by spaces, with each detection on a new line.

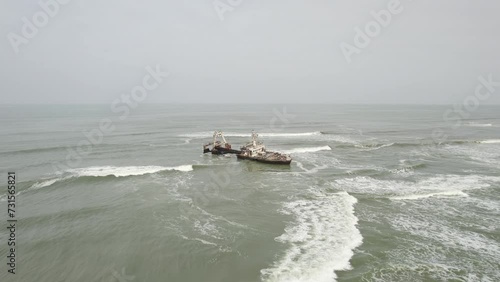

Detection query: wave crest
xmin=466 ymin=123 xmax=493 ymax=127
xmin=261 ymin=191 xmax=362 ymax=282
xmin=67 ymin=165 xmax=193 ymax=177
xmin=284 ymin=146 xmax=331 ymax=154
xmin=390 ymin=191 xmax=469 ymax=200
xmin=29 ymin=165 xmax=193 ymax=190
xmin=479 ymin=139 xmax=500 ymax=144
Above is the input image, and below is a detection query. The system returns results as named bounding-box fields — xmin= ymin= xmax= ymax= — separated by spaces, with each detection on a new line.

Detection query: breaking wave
xmin=479 ymin=139 xmax=500 ymax=144
xmin=337 ymin=139 xmax=500 ymax=150
xmin=466 ymin=123 xmax=493 ymax=127
xmin=336 ymin=141 xmax=413 ymax=149
xmin=332 ymin=174 xmax=500 ymax=199
xmin=284 ymin=146 xmax=331 ymax=154
xmin=261 ymin=191 xmax=362 ymax=282
xmin=30 ymin=178 xmax=61 ymax=189
xmin=27 ymin=165 xmax=193 ymax=190
xmin=390 ymin=191 xmax=469 ymax=200
xmin=66 ymin=165 xmax=193 ymax=177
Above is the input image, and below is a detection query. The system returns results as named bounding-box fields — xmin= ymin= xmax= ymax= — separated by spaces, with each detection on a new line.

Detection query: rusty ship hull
xmin=236 ymin=154 xmax=292 ymax=165
xmin=209 ymin=146 xmax=241 ymax=155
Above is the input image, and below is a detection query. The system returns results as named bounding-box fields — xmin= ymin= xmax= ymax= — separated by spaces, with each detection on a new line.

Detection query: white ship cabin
xmin=243 ymin=131 xmax=266 ymax=156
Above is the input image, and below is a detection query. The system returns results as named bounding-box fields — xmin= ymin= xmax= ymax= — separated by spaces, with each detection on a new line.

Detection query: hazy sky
xmin=1 ymin=0 xmax=499 ymax=104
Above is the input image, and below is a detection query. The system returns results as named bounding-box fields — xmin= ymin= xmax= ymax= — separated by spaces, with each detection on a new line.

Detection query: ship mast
xmin=213 ymin=131 xmax=227 ymax=146
xmin=251 ymin=130 xmax=258 ymax=146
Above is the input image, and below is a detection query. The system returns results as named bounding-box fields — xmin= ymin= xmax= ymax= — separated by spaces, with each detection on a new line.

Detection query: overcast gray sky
xmin=1 ymin=0 xmax=499 ymax=104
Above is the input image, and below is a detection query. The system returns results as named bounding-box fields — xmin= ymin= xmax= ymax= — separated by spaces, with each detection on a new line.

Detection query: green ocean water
xmin=0 ymin=104 xmax=499 ymax=282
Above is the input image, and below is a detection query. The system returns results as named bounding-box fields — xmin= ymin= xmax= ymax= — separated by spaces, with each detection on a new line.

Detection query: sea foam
xmin=479 ymin=139 xmax=500 ymax=144
xmin=27 ymin=165 xmax=193 ymax=190
xmin=390 ymin=191 xmax=468 ymax=200
xmin=261 ymin=191 xmax=362 ymax=282
xmin=333 ymin=175 xmax=500 ymax=200
xmin=284 ymin=146 xmax=331 ymax=154
xmin=67 ymin=165 xmax=193 ymax=177
xmin=466 ymin=123 xmax=493 ymax=127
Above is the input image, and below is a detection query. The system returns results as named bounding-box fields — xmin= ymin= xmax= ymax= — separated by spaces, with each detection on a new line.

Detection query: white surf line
xmin=66 ymin=165 xmax=193 ymax=177
xmin=283 ymin=146 xmax=331 ymax=154
xmin=30 ymin=178 xmax=62 ymax=189
xmin=479 ymin=139 xmax=500 ymax=144
xmin=466 ymin=123 xmax=493 ymax=127
xmin=0 ymin=176 xmax=71 ymax=200
xmin=333 ymin=175 xmax=500 ymax=200
xmin=21 ymin=165 xmax=194 ymax=194
xmin=261 ymin=191 xmax=362 ymax=282
xmin=390 ymin=191 xmax=469 ymax=200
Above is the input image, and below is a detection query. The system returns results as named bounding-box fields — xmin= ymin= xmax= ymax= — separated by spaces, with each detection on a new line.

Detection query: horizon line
xmin=2 ymin=102 xmax=500 ymax=106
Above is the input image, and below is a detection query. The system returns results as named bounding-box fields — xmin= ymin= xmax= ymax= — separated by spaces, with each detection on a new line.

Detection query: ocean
xmin=0 ymin=104 xmax=499 ymax=282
